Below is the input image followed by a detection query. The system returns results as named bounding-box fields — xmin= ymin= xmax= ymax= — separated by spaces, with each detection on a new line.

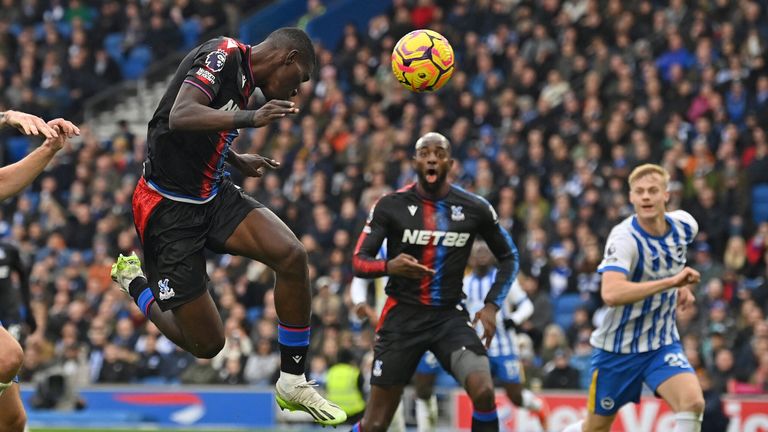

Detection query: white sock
xmin=673 ymin=412 xmax=703 ymax=432
xmin=415 ymin=395 xmax=437 ymax=432
xmin=389 ymin=401 xmax=406 ymax=432
xmin=521 ymin=389 xmax=542 ymax=411
xmin=0 ymin=380 xmax=11 ymax=397
xmin=561 ymin=420 xmax=583 ymax=432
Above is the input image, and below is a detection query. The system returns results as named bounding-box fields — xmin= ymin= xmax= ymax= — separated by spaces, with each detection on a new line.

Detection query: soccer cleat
xmin=110 ymin=252 xmax=145 ymax=294
xmin=275 ymin=377 xmax=347 ymax=426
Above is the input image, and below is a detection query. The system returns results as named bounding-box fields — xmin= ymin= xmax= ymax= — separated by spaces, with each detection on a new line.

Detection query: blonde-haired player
xmin=563 ymin=164 xmax=704 ymax=432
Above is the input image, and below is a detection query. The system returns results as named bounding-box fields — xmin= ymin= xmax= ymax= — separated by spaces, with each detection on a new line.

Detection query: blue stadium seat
xmin=56 ymin=21 xmax=72 ymax=38
xmin=305 ymin=0 xmax=393 ymax=51
xmin=238 ymin=0 xmax=307 ymax=44
xmin=122 ymin=45 xmax=152 ymax=80
xmin=8 ymin=23 xmax=22 ymax=37
xmin=33 ymin=23 xmax=46 ymax=41
xmin=247 ymin=306 xmax=263 ymax=323
xmin=752 ymin=184 xmax=768 ymax=224
xmin=180 ymin=19 xmax=201 ymax=50
xmin=103 ymin=33 xmax=125 ymax=62
xmin=4 ymin=136 xmax=30 ymax=163
xmin=552 ymin=293 xmax=582 ymax=330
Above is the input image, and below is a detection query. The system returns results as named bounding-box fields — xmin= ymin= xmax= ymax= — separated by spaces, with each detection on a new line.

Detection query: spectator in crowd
xmin=244 ymin=338 xmax=279 ymax=385
xmin=542 ymin=349 xmax=580 ymax=390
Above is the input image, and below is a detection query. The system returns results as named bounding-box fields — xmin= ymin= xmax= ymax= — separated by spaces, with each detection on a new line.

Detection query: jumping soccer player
xmin=0 ymin=109 xmax=79 ymax=432
xmin=562 ymin=164 xmax=704 ymax=432
xmin=109 ymin=28 xmax=345 ymax=425
xmin=350 ymin=132 xmax=520 ymax=432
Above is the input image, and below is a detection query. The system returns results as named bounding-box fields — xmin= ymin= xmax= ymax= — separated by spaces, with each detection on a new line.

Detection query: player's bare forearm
xmin=0 ymin=144 xmax=58 ymax=201
xmin=601 ymin=278 xmax=672 ymax=306
xmin=169 ymin=84 xmax=298 ymax=131
xmin=601 ymin=268 xmax=700 ymax=306
xmin=168 ymin=98 xmax=248 ymax=131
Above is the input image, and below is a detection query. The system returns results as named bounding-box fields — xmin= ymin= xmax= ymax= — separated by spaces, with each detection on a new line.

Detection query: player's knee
xmin=190 ymin=337 xmax=225 ymax=359
xmin=680 ymin=395 xmax=705 ymax=414
xmin=276 ymin=240 xmax=308 ymax=274
xmin=0 ymin=340 xmax=23 ymax=378
xmin=471 ymin=383 xmax=496 ymax=410
xmin=5 ymin=409 xmax=27 ymax=432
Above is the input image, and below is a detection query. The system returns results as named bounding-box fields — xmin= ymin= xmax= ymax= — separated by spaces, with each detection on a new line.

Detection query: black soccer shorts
xmin=133 ymin=177 xmax=264 ymax=311
xmin=370 ymin=299 xmax=487 ymax=386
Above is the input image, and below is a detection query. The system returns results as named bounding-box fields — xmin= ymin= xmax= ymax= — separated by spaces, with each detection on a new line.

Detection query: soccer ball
xmin=391 ymin=29 xmax=455 ymax=93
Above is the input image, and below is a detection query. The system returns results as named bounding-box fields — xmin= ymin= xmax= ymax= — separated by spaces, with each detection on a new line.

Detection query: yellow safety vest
xmin=326 ymin=363 xmax=366 ymax=416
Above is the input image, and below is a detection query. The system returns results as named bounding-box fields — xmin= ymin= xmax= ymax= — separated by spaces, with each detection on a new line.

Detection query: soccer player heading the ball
xmin=350 ymin=132 xmax=520 ymax=432
xmin=110 ymin=28 xmax=346 ymax=426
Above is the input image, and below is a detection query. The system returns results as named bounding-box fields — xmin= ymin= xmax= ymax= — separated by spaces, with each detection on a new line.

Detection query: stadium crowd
xmin=0 ymin=0 xmax=767 ymax=411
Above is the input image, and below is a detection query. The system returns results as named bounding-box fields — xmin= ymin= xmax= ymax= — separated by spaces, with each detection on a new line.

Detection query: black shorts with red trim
xmin=370 ymin=300 xmax=487 ymax=386
xmin=132 ymin=177 xmax=263 ymax=311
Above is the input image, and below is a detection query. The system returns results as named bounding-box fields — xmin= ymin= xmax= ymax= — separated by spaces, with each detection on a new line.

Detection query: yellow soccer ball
xmin=391 ymin=29 xmax=455 ymax=93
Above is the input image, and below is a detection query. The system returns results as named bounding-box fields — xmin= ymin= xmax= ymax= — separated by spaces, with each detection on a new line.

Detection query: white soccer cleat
xmin=110 ymin=252 xmax=145 ymax=294
xmin=275 ymin=376 xmax=347 ymax=426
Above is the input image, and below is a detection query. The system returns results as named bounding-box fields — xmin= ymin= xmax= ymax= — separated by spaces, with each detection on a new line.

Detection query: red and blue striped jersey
xmin=143 ymin=37 xmax=255 ymax=203
xmin=353 ymin=183 xmax=519 ymax=308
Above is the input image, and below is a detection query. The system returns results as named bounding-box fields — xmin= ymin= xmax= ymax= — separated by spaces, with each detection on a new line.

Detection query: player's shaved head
xmin=265 ymin=27 xmax=317 ymax=74
xmin=415 ymin=132 xmax=451 ymax=152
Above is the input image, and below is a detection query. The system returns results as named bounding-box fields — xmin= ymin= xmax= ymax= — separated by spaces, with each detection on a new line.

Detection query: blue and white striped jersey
xmin=592 ymin=210 xmax=698 ymax=354
xmin=463 ymin=269 xmax=532 ymax=357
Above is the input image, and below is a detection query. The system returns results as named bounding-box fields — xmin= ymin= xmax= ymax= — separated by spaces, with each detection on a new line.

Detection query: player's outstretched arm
xmin=0 ymin=123 xmax=72 ymax=201
xmin=169 ymin=84 xmax=298 ymax=131
xmin=0 ymin=110 xmax=57 ymax=138
xmin=601 ymin=266 xmax=700 ymax=306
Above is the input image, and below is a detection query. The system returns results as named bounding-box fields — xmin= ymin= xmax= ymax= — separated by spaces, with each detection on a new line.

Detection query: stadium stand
xmin=0 ymin=0 xmax=768 ymax=428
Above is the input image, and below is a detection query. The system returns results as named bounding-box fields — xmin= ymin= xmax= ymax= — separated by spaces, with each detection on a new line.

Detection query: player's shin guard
xmin=0 ymin=380 xmax=12 ymax=397
xmin=562 ymin=420 xmax=583 ymax=432
xmin=129 ymin=277 xmax=155 ymax=317
xmin=471 ymin=407 xmax=499 ymax=432
xmin=277 ymin=321 xmax=309 ymax=375
xmin=415 ymin=395 xmax=437 ymax=432
xmin=673 ymin=412 xmax=703 ymax=432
